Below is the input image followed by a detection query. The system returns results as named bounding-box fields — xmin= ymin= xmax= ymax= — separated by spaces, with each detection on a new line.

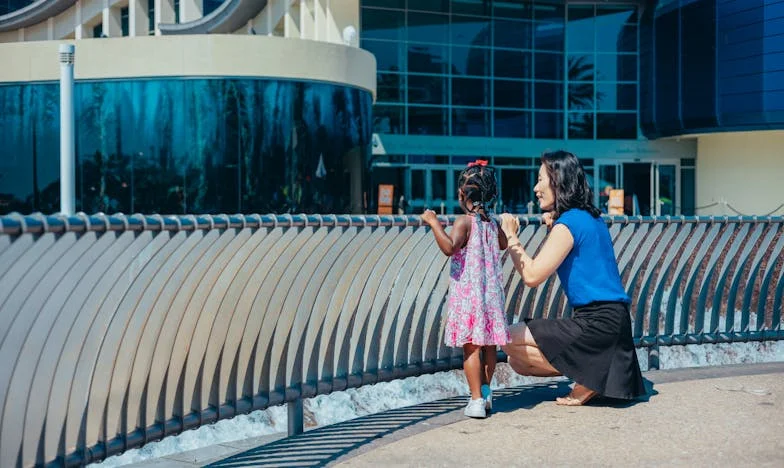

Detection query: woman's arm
xmin=421 ymin=211 xmax=470 ymax=256
xmin=500 ymin=214 xmax=574 ymax=287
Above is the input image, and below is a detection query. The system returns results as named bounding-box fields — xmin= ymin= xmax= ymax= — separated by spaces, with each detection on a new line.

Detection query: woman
xmin=500 ymin=151 xmax=646 ymax=405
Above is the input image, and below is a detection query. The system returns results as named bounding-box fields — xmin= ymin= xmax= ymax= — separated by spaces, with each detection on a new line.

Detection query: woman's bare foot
xmin=556 ymin=384 xmax=598 ymax=406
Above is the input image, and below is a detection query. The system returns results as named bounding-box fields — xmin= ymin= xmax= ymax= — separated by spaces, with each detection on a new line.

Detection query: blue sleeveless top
xmin=553 ymin=209 xmax=630 ymax=307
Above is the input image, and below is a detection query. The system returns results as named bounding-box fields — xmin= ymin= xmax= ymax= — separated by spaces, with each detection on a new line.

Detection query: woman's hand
xmin=499 ymin=213 xmax=520 ymax=238
xmin=542 ymin=212 xmax=554 ymax=229
xmin=420 ymin=209 xmax=438 ymax=226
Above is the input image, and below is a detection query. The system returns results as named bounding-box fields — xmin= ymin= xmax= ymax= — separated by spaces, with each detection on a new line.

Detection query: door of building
xmin=594 ymin=160 xmax=679 ymax=216
xmin=407 ymin=165 xmax=457 ymax=214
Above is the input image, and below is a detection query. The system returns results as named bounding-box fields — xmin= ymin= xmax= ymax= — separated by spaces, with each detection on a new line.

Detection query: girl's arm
xmin=421 ymin=210 xmax=470 ymax=256
xmin=500 ymin=214 xmax=573 ymax=287
xmin=496 ymin=219 xmax=508 ymax=250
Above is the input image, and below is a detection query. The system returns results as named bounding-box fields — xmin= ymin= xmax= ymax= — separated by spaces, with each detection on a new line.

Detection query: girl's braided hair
xmin=458 ymin=160 xmax=498 ymax=220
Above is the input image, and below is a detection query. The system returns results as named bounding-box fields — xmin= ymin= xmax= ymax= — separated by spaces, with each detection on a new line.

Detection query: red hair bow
xmin=467 ymin=159 xmax=488 ymax=168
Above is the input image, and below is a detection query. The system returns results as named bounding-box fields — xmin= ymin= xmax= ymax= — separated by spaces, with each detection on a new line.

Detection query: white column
xmin=154 ymin=0 xmax=175 ymax=35
xmin=179 ymin=0 xmax=203 ymax=23
xmin=129 ymin=0 xmax=149 ymax=36
xmin=102 ymin=0 xmax=122 ymax=36
xmin=314 ymin=0 xmax=327 ymax=41
xmin=17 ymin=28 xmax=24 ymax=41
xmin=284 ymin=0 xmax=300 ymax=38
xmin=59 ymin=44 xmax=76 ymax=215
xmin=74 ymin=0 xmax=85 ymax=39
xmin=299 ymin=0 xmax=314 ymax=40
xmin=47 ymin=18 xmax=55 ymax=40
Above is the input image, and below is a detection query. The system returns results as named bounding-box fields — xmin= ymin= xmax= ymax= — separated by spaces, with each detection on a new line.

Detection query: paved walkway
xmin=133 ymin=362 xmax=784 ymax=467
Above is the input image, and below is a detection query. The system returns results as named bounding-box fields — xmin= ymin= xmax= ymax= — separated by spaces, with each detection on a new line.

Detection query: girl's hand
xmin=499 ymin=213 xmax=520 ymax=238
xmin=420 ymin=209 xmax=438 ymax=226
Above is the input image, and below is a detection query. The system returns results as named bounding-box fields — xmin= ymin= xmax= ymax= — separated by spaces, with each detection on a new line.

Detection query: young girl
xmin=420 ymin=160 xmax=510 ymax=419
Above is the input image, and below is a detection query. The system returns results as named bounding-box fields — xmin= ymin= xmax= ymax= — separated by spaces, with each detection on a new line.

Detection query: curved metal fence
xmin=0 ymin=213 xmax=782 ymax=467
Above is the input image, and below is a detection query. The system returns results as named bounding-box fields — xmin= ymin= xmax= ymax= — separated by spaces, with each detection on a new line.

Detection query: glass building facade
xmin=363 ymin=0 xmax=639 ymax=140
xmin=0 ymin=79 xmax=372 ymax=215
xmin=359 ymin=0 xmax=682 ymax=216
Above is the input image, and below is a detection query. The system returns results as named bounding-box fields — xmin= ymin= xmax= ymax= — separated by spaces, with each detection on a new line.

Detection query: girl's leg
xmin=462 ymin=343 xmax=482 ymax=399
xmin=481 ymin=345 xmax=497 ymax=385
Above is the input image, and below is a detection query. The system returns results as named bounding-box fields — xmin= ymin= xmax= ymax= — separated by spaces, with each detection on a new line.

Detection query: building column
xmin=313 ymin=0 xmax=327 ymax=41
xmin=179 ymin=0 xmax=202 ymax=23
xmin=327 ymin=0 xmax=359 ymax=45
xmin=129 ymin=0 xmax=149 ymax=36
xmin=154 ymin=0 xmax=175 ymax=35
xmin=102 ymin=0 xmax=122 ymax=36
xmin=284 ymin=0 xmax=300 ymax=38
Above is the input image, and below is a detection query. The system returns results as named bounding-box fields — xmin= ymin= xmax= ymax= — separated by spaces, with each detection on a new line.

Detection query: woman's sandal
xmin=555 ymin=385 xmax=598 ymax=406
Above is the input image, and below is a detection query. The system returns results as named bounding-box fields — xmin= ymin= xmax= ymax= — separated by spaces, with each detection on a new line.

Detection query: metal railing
xmin=0 ymin=213 xmax=782 ymax=467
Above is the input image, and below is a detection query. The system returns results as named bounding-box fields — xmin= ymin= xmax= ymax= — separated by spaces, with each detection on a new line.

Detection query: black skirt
xmin=526 ymin=301 xmax=646 ymax=399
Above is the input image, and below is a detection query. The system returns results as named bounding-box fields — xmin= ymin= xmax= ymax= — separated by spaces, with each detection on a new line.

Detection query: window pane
xmin=452 ymin=109 xmax=490 ymax=136
xmin=534 ymin=3 xmax=564 ymax=51
xmin=452 ymin=0 xmax=491 ymax=16
xmin=596 ymin=53 xmax=636 ymax=82
xmin=567 ymin=54 xmax=596 ymax=82
xmin=494 ymin=19 xmax=533 ymax=49
xmin=534 ymin=81 xmax=563 ymax=110
xmin=452 ymin=45 xmax=491 ymax=76
xmin=494 ymin=110 xmax=533 ymax=138
xmin=597 ymin=83 xmax=636 ymax=111
xmin=413 ymin=0 xmax=449 ymax=13
xmin=493 ymin=49 xmax=533 ymax=79
xmin=452 ymin=77 xmax=490 ymax=107
xmin=361 ymin=8 xmax=405 ymax=41
xmin=569 ymin=82 xmax=595 ymax=110
xmin=363 ymin=40 xmax=404 ymax=73
xmin=493 ymin=1 xmax=532 ymax=20
xmin=535 ymin=111 xmax=564 ymax=138
xmin=362 ymin=0 xmax=405 ymax=8
xmin=408 ymin=75 xmax=446 ymax=105
xmin=535 ymin=52 xmax=564 ymax=80
xmin=376 ymin=73 xmax=405 ymax=102
xmin=569 ymin=112 xmax=594 ymax=139
xmin=681 ymin=167 xmax=695 ymax=215
xmin=596 ymin=112 xmax=637 ymax=139
xmin=408 ymin=11 xmax=449 ymax=43
xmin=596 ymin=5 xmax=637 ymax=52
xmin=494 ymin=79 xmax=533 ymax=109
xmin=373 ymin=105 xmax=405 ymax=134
xmin=451 ymin=16 xmax=490 ymax=47
xmin=567 ymin=5 xmax=595 ymax=53
xmin=408 ymin=44 xmax=449 ymax=73
xmin=411 ymin=169 xmax=425 ymax=199
xmin=408 ymin=106 xmax=448 ymax=135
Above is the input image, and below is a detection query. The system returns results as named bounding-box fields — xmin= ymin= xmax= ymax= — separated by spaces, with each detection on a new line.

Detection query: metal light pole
xmin=59 ymin=44 xmax=75 ymax=215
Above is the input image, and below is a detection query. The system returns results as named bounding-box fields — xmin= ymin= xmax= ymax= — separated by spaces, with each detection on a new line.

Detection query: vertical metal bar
xmin=59 ymin=44 xmax=76 ymax=215
xmin=287 ymin=399 xmax=303 ymax=436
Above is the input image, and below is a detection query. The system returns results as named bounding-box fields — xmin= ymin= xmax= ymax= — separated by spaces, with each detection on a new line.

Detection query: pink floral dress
xmin=444 ymin=215 xmax=510 ymax=347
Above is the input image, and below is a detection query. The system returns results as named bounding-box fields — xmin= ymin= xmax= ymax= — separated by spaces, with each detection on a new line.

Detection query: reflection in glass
xmin=374 ymin=105 xmax=405 ymax=134
xmin=452 ymin=77 xmax=490 ymax=107
xmin=407 ymin=11 xmax=449 ymax=44
xmin=363 ymin=40 xmax=405 ymax=73
xmin=535 ymin=111 xmax=564 ymax=139
xmin=494 ymin=80 xmax=533 ymax=109
xmin=361 ymin=8 xmax=405 ymax=41
xmin=431 ymin=169 xmax=447 ymax=200
xmin=569 ymin=82 xmax=595 ymax=110
xmin=535 ymin=52 xmax=564 ymax=80
xmin=534 ymin=81 xmax=563 ymax=110
xmin=452 ymin=109 xmax=490 ymax=136
xmin=567 ymin=5 xmax=595 ymax=53
xmin=377 ymin=73 xmax=405 ymax=102
xmin=493 ymin=49 xmax=533 ymax=79
xmin=452 ymin=46 xmax=491 ymax=76
xmin=596 ymin=113 xmax=637 ymax=139
xmin=596 ymin=5 xmax=637 ymax=52
xmin=411 ymin=169 xmax=425 ymax=200
xmin=408 ymin=44 xmax=449 ymax=74
xmin=494 ymin=110 xmax=532 ymax=138
xmin=569 ymin=112 xmax=594 ymax=139
xmin=450 ymin=16 xmax=490 ymax=47
xmin=0 ymin=79 xmax=372 ymax=215
xmin=408 ymin=75 xmax=446 ymax=105
xmin=408 ymin=106 xmax=448 ymax=135
xmin=494 ymin=19 xmax=533 ymax=49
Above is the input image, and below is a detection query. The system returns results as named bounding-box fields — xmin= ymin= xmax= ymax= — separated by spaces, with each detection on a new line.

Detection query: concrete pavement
xmin=132 ymin=362 xmax=784 ymax=467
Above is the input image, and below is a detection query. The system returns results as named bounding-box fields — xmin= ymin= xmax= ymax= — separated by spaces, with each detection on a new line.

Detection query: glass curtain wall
xmin=0 ymin=79 xmax=372 ymax=215
xmin=361 ymin=0 xmax=639 ymax=140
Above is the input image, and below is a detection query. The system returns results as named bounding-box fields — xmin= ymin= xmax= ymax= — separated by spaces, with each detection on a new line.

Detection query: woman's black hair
xmin=541 ymin=150 xmax=601 ymax=219
xmin=457 ymin=161 xmax=498 ymax=220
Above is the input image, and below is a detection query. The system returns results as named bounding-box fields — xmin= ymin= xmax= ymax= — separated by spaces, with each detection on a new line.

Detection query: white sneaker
xmin=481 ymin=384 xmax=493 ymax=412
xmin=464 ymin=398 xmax=487 ymax=418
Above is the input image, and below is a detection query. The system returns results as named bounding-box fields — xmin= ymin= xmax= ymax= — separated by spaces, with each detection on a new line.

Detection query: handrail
xmin=0 ymin=213 xmax=782 ymax=466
